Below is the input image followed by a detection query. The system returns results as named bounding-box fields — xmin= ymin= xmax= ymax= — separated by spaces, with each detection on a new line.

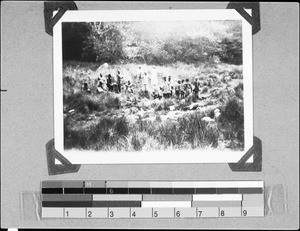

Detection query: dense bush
xmin=62 ymin=21 xmax=242 ymax=65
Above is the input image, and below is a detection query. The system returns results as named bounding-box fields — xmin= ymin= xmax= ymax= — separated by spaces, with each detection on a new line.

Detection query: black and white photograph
xmin=53 ymin=10 xmax=253 ymax=164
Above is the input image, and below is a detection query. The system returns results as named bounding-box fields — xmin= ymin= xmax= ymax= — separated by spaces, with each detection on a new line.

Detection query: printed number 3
xmin=109 ymin=211 xmax=114 ymax=217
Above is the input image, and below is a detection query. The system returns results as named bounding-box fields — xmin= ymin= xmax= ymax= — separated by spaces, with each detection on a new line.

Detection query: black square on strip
xmin=129 ymin=188 xmax=151 ymax=194
xmin=42 ymin=188 xmax=63 ymax=194
xmin=173 ymin=188 xmax=195 ymax=194
xmin=64 ymin=188 xmax=84 ymax=194
xmin=195 ymin=188 xmax=217 ymax=194
xmin=107 ymin=188 xmax=128 ymax=194
xmin=217 ymin=188 xmax=238 ymax=194
xmin=84 ymin=188 xmax=106 ymax=194
xmin=151 ymin=188 xmax=173 ymax=194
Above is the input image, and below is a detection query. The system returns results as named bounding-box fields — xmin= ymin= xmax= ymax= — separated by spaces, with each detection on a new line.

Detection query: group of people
xmin=81 ymin=65 xmax=233 ymax=101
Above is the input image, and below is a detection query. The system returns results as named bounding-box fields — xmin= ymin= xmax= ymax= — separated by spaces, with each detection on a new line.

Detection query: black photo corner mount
xmin=228 ymin=136 xmax=262 ymax=172
xmin=227 ymin=2 xmax=261 ymax=35
xmin=44 ymin=1 xmax=78 ymax=36
xmin=46 ymin=139 xmax=81 ymax=175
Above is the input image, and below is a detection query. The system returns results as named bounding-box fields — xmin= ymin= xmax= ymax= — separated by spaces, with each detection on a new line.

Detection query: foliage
xmin=62 ymin=21 xmax=242 ymax=65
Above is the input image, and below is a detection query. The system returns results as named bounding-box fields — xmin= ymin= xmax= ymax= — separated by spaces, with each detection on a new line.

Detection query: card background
xmin=1 ymin=1 xmax=299 ymax=229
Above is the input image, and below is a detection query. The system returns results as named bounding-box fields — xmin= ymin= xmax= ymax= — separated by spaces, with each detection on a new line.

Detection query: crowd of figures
xmin=81 ymin=65 xmax=238 ymax=101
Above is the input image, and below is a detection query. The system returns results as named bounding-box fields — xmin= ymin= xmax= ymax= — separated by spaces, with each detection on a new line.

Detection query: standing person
xmin=142 ymin=72 xmax=150 ymax=96
xmin=193 ymin=79 xmax=200 ymax=99
xmin=150 ymin=66 xmax=158 ymax=94
xmin=162 ymin=76 xmax=170 ymax=99
xmin=167 ymin=76 xmax=174 ymax=97
xmin=106 ymin=74 xmax=113 ymax=92
xmin=184 ymin=78 xmax=192 ymax=98
xmin=96 ymin=74 xmax=107 ymax=93
xmin=175 ymin=80 xmax=182 ymax=99
xmin=116 ymin=70 xmax=123 ymax=93
xmin=180 ymin=79 xmax=185 ymax=99
xmin=137 ymin=66 xmax=143 ymax=86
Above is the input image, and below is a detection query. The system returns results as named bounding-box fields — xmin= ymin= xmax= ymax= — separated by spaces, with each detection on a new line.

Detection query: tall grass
xmin=63 ymin=61 xmax=244 ymax=151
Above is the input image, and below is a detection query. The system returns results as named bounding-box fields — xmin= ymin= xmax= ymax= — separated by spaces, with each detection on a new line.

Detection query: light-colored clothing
xmin=151 ymin=69 xmax=158 ymax=85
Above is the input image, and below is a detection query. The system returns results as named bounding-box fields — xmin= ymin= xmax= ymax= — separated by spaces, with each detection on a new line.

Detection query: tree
xmin=82 ymin=22 xmax=125 ymax=64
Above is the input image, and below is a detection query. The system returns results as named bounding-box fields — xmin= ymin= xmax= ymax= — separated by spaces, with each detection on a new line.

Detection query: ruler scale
xmin=41 ymin=181 xmax=264 ymax=218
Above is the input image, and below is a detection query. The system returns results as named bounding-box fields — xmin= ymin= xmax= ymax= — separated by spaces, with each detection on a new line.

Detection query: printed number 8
xmin=220 ymin=210 xmax=225 ymax=217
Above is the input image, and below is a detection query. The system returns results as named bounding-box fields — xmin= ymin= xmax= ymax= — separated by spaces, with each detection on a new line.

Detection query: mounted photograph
xmin=53 ymin=9 xmax=253 ymax=164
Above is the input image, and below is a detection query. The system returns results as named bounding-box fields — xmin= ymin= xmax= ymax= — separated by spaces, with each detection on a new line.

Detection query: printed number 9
xmin=243 ymin=210 xmax=247 ymax=216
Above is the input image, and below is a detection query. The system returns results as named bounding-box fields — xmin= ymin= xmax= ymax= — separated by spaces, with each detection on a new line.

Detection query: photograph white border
xmin=53 ymin=9 xmax=253 ymax=164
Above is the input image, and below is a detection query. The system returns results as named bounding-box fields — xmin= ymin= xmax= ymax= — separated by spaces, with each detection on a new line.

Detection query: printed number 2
xmin=87 ymin=211 xmax=92 ymax=217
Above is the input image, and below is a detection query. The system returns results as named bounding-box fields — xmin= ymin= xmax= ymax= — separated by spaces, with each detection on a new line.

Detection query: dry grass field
xmin=63 ymin=61 xmax=244 ymax=152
